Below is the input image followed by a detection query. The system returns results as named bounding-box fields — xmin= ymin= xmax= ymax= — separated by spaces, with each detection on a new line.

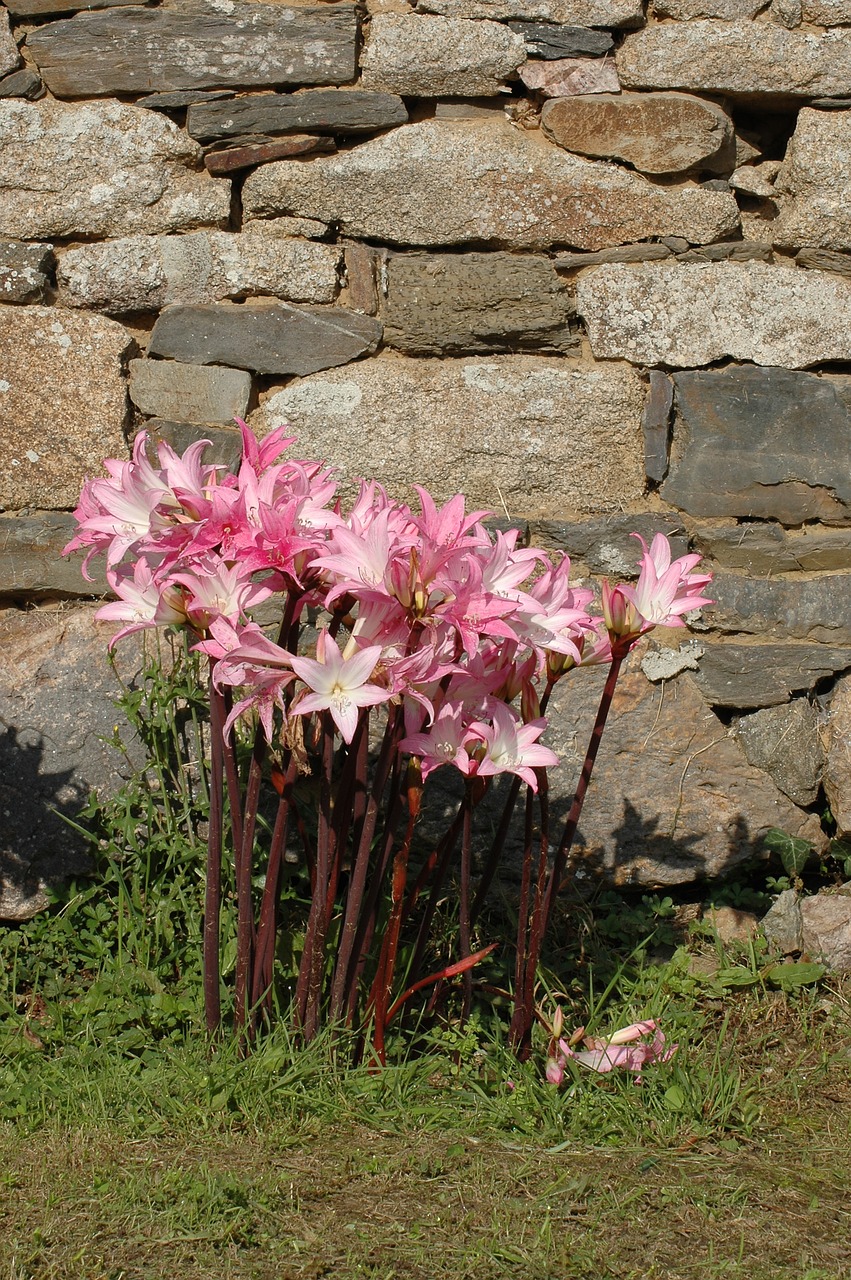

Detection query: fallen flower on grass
xmin=546 ymin=1017 xmax=677 ymax=1086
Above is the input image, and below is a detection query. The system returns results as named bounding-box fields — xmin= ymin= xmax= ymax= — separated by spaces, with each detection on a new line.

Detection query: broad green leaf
xmin=766 ymin=962 xmax=826 ymax=990
xmin=762 ymin=828 xmax=812 ymax=877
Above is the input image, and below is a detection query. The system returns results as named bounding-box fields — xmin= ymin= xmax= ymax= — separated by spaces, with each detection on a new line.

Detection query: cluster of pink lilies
xmin=65 ymin=422 xmax=711 ymax=1061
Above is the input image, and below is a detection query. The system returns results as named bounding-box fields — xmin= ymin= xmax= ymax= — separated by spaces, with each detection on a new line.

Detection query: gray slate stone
xmin=507 ymin=22 xmax=613 ymax=58
xmin=137 ymin=89 xmax=233 ymax=112
xmin=709 ymin=573 xmax=851 ymax=645
xmin=0 ymin=240 xmax=52 ymax=304
xmin=0 ymin=605 xmax=145 ymax=920
xmin=144 ymin=421 xmax=243 ymax=472
xmin=734 ymin=700 xmax=825 ymax=805
xmin=381 ymin=252 xmax=577 ymax=355
xmin=796 ymin=247 xmax=851 ymax=278
xmin=27 ymin=4 xmax=359 ymax=97
xmin=663 ymin=368 xmax=851 ymax=525
xmin=187 ymin=89 xmax=408 ymax=143
xmin=678 ymin=241 xmax=772 ymax=263
xmin=0 ymin=513 xmax=107 ymax=596
xmin=242 ymin=118 xmax=741 ymax=252
xmin=0 ymin=69 xmax=44 ymax=100
xmin=418 ymin=0 xmax=644 ymax=25
xmin=694 ymin=644 xmax=851 ymax=709
xmin=690 ymin=522 xmax=851 ymax=574
xmin=7 ymin=0 xmax=147 ymax=13
xmin=148 ymin=302 xmax=382 ymax=376
xmin=641 ymin=369 xmax=672 ymax=482
xmin=555 ymin=244 xmax=673 ymax=270
xmin=800 ymin=889 xmax=851 ymax=973
xmin=536 ymin=512 xmax=687 ymax=576
xmin=129 ymin=359 xmax=252 ymax=425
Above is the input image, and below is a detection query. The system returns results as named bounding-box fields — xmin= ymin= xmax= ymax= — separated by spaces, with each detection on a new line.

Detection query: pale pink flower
xmin=546 ymin=1018 xmax=677 ymax=1086
xmin=469 ymin=702 xmax=558 ymax=792
xmin=97 ymin=558 xmax=187 ymax=645
xmin=289 ymin=630 xmax=394 ymax=743
xmin=603 ymin=533 xmax=712 ymax=642
xmin=400 ymin=704 xmax=477 ymax=779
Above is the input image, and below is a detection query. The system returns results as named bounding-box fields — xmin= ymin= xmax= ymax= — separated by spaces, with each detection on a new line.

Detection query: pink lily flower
xmin=469 ymin=702 xmax=558 ymax=792
xmin=603 ymin=533 xmax=713 ymax=642
xmin=546 ymin=1017 xmax=677 ymax=1086
xmin=289 ymin=630 xmax=394 ymax=743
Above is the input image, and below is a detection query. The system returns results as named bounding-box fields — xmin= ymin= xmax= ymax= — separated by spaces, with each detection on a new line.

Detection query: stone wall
xmin=3 ymin=0 xmax=851 ymax=912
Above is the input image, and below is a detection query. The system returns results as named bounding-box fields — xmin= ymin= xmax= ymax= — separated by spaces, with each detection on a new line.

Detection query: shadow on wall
xmin=571 ymin=800 xmax=763 ymax=891
xmin=0 ymin=722 xmax=92 ymax=922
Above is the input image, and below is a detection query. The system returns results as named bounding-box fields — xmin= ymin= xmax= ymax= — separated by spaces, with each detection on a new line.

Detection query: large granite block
xmin=242 ymin=118 xmax=740 ymax=251
xmin=0 ymin=305 xmax=131 ymax=510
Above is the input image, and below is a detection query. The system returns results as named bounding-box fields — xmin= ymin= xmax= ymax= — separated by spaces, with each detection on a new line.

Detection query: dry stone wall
xmin=3 ymin=0 xmax=851 ymax=911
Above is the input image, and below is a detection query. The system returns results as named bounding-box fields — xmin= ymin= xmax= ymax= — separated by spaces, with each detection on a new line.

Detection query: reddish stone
xmin=204 ymin=135 xmax=335 ymax=175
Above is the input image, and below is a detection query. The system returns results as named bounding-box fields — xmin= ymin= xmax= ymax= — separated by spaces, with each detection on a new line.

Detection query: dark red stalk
xmin=470 ymin=680 xmax=554 ymax=924
xmin=234 ymin=729 xmax=266 ymax=1037
xmin=250 ymin=755 xmax=296 ymax=1012
xmin=369 ymin=761 xmax=423 ymax=1064
xmin=458 ymin=784 xmax=474 ymax=1021
xmin=295 ymin=712 xmax=335 ymax=1039
xmin=507 ymin=783 xmax=535 ymax=1053
xmin=328 ymin=707 xmax=402 ymax=1025
xmin=509 ymin=771 xmax=550 ymax=1058
xmin=204 ymin=662 xmax=225 ymax=1039
xmin=542 ymin=648 xmax=627 ymax=931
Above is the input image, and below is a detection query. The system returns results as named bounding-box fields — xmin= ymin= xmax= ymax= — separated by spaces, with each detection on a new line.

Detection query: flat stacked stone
xmin=506 ymin=23 xmax=614 ymax=58
xmin=709 ymin=573 xmax=851 ymax=645
xmin=576 ymin=261 xmax=851 ymax=368
xmin=250 ymin=354 xmax=647 ymax=517
xmin=58 ymin=230 xmax=341 ymax=312
xmin=0 ymin=306 xmax=131 ymax=510
xmin=187 ymin=90 xmax=408 ymax=143
xmin=242 ymin=118 xmax=740 ymax=251
xmin=541 ymin=92 xmax=733 ymax=175
xmin=129 ymin=359 xmax=252 ymax=425
xmin=774 ymin=110 xmax=851 ymax=251
xmin=0 ymin=100 xmax=229 ymax=239
xmin=417 ymin=0 xmax=645 ymax=26
xmin=381 ymin=252 xmax=577 ymax=355
xmin=691 ymin=523 xmax=851 ymax=574
xmin=694 ymin=645 xmax=851 ymax=708
xmin=148 ymin=303 xmax=382 ymax=376
xmin=618 ymin=21 xmax=851 ymax=97
xmin=360 ymin=15 xmax=526 ymax=96
xmin=662 ymin=367 xmax=851 ymax=524
xmin=27 ymin=4 xmax=359 ymax=97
